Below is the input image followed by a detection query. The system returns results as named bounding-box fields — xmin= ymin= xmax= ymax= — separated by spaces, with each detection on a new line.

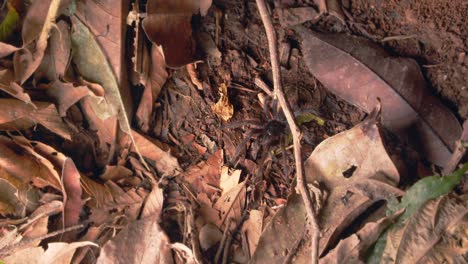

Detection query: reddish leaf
xmin=298 ymin=29 xmax=462 ymax=168
xmin=61 ymin=158 xmax=82 ymax=228
xmin=0 ymin=98 xmax=71 ymax=140
xmin=45 ymin=80 xmax=89 ymax=116
xmin=142 ymin=0 xmax=199 ymax=68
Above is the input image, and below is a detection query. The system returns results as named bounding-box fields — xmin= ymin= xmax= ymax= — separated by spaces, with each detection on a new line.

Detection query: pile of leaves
xmin=0 ymin=0 xmax=466 ymax=263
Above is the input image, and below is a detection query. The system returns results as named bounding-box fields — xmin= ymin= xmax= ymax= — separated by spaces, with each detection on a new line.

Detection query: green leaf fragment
xmin=387 ymin=162 xmax=467 ymax=221
xmin=0 ymin=6 xmax=20 ymax=41
xmin=296 ymin=112 xmax=325 ymax=126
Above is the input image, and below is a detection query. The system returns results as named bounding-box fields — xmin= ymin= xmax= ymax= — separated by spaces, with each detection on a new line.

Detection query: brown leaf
xmin=13 ymin=0 xmax=62 ymax=84
xmin=35 ymin=20 xmax=71 ymax=81
xmin=0 ymin=42 xmax=20 ymax=58
xmin=61 ymin=158 xmax=82 ymax=228
xmin=241 ymin=209 xmax=264 ymax=257
xmin=45 ymin=80 xmax=89 ymax=116
xmin=211 ymin=83 xmax=234 ymax=121
xmin=135 ymin=45 xmax=168 ymax=132
xmin=305 ymin=111 xmax=402 ymax=255
xmin=0 ymin=136 xmax=62 ymax=191
xmin=0 ymin=69 xmax=34 ymax=106
xmin=3 ymin=241 xmax=97 ymax=264
xmin=251 ymin=193 xmax=306 ymax=263
xmin=181 ymin=149 xmax=223 ymax=197
xmin=132 ymin=130 xmax=181 ymax=176
xmin=383 ymin=195 xmax=468 ymax=263
xmin=319 ymin=209 xmax=403 ymax=264
xmin=142 ymin=0 xmax=200 ymax=68
xmin=298 ymin=29 xmax=462 ymax=168
xmin=0 ymin=178 xmax=25 ymax=217
xmin=213 ymin=180 xmax=246 ymax=228
xmin=97 ymin=217 xmax=174 ymax=264
xmin=0 ymin=98 xmax=71 ymax=140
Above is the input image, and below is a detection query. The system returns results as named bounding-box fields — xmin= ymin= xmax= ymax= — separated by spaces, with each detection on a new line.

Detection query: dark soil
xmin=348 ymin=0 xmax=468 ymax=119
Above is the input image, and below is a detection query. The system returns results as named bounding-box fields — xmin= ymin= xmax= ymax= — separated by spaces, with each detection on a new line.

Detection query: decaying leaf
xmin=3 ymin=241 xmax=97 ymax=264
xmin=132 ymin=130 xmax=181 ymax=176
xmin=251 ymin=194 xmax=306 ymax=263
xmin=306 ymin=109 xmax=403 ymax=255
xmin=135 ymin=44 xmax=168 ymax=132
xmin=142 ymin=0 xmax=211 ymax=68
xmin=45 ymin=80 xmax=89 ymax=116
xmin=319 ymin=209 xmax=403 ymax=264
xmin=241 ymin=209 xmax=264 ymax=257
xmin=0 ymin=99 xmax=71 ymax=140
xmin=211 ymin=83 xmax=234 ymax=121
xmin=213 ymin=180 xmax=246 ymax=228
xmin=382 ymin=195 xmax=467 ymax=263
xmin=13 ymin=0 xmax=62 ymax=84
xmin=368 ymin=164 xmax=468 ymax=263
xmin=0 ymin=69 xmax=34 ymax=106
xmin=97 ymin=187 xmax=174 ymax=264
xmin=181 ymin=150 xmax=223 ymax=197
xmin=298 ymin=28 xmax=462 ymax=168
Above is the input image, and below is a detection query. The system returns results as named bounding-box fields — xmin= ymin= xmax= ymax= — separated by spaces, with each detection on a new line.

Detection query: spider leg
xmin=230 ymin=129 xmax=256 ymax=165
xmin=222 ymin=120 xmax=263 ymax=130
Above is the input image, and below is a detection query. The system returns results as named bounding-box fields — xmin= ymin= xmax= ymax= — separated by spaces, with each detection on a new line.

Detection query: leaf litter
xmin=0 ymin=0 xmax=466 ymax=263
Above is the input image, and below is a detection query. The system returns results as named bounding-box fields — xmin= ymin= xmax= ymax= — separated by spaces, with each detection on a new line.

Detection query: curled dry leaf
xmin=0 ymin=135 xmax=62 ymax=191
xmin=13 ymin=0 xmax=62 ymax=84
xmin=142 ymin=0 xmax=204 ymax=68
xmin=383 ymin=195 xmax=468 ymax=263
xmin=3 ymin=241 xmax=97 ymax=264
xmin=136 ymin=44 xmax=168 ymax=132
xmin=298 ymin=28 xmax=462 ymax=168
xmin=211 ymin=83 xmax=234 ymax=121
xmin=0 ymin=68 xmax=34 ymax=106
xmin=305 ymin=109 xmax=402 ymax=255
xmin=45 ymin=80 xmax=89 ymax=116
xmin=132 ymin=130 xmax=181 ymax=176
xmin=97 ymin=211 xmax=173 ymax=264
xmin=0 ymin=98 xmax=71 ymax=140
xmin=0 ymin=42 xmax=20 ymax=58
xmin=181 ymin=149 xmax=223 ymax=197
xmin=319 ymin=209 xmax=403 ymax=264
xmin=213 ymin=180 xmax=246 ymax=228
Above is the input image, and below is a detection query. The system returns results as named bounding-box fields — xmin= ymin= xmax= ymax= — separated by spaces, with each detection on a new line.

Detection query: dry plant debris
xmin=0 ymin=0 xmax=466 ymax=263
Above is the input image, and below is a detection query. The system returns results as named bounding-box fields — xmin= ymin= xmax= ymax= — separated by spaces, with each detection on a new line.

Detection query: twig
xmin=255 ymin=0 xmax=320 ymax=263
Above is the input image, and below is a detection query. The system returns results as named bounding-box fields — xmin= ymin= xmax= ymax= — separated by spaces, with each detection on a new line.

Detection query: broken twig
xmin=255 ymin=0 xmax=321 ymax=263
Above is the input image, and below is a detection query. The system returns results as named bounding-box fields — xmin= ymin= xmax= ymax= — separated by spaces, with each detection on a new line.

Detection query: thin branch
xmin=255 ymin=0 xmax=320 ymax=263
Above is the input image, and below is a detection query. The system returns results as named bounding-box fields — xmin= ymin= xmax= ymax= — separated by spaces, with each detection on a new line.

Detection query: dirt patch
xmin=347 ymin=0 xmax=468 ymax=119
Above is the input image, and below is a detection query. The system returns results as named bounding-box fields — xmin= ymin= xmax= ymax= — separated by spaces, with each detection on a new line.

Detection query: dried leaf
xmin=132 ymin=130 xmax=181 ymax=176
xmin=61 ymin=158 xmax=82 ymax=228
xmin=0 ymin=69 xmax=34 ymax=106
xmin=0 ymin=136 xmax=62 ymax=191
xmin=251 ymin=194 xmax=306 ymax=263
xmin=383 ymin=196 xmax=468 ymax=263
xmin=0 ymin=179 xmax=24 ymax=217
xmin=3 ymin=241 xmax=97 ymax=264
xmin=141 ymin=186 xmax=164 ymax=218
xmin=45 ymin=80 xmax=89 ymax=116
xmin=319 ymin=210 xmax=403 ymax=264
xmin=277 ymin=7 xmax=319 ymax=27
xmin=136 ymin=45 xmax=167 ymax=132
xmin=182 ymin=150 xmax=223 ymax=197
xmin=199 ymin=223 xmax=222 ymax=250
xmin=13 ymin=0 xmax=62 ymax=84
xmin=305 ymin=110 xmax=402 ymax=255
xmin=97 ymin=217 xmax=173 ymax=264
xmin=219 ymin=166 xmax=241 ymax=195
xmin=142 ymin=0 xmax=199 ymax=68
xmin=0 ymin=42 xmax=20 ymax=58
xmin=35 ymin=20 xmax=71 ymax=81
xmin=0 ymin=98 xmax=71 ymax=140
xmin=241 ymin=209 xmax=264 ymax=257
xmin=211 ymin=83 xmax=234 ymax=121
xmin=213 ymin=180 xmax=246 ymax=228
xmin=368 ymin=164 xmax=468 ymax=263
xmin=298 ymin=29 xmax=462 ymax=167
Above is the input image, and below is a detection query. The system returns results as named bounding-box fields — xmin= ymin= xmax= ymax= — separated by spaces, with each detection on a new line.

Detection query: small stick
xmin=255 ymin=0 xmax=320 ymax=263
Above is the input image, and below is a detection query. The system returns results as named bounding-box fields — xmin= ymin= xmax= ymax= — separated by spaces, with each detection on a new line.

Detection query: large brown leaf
xmin=297 ymin=28 xmax=462 ymax=168
xmin=142 ymin=0 xmax=204 ymax=68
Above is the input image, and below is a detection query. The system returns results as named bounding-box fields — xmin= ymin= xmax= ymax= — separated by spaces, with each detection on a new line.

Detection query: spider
xmin=224 ymin=96 xmax=289 ymax=170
